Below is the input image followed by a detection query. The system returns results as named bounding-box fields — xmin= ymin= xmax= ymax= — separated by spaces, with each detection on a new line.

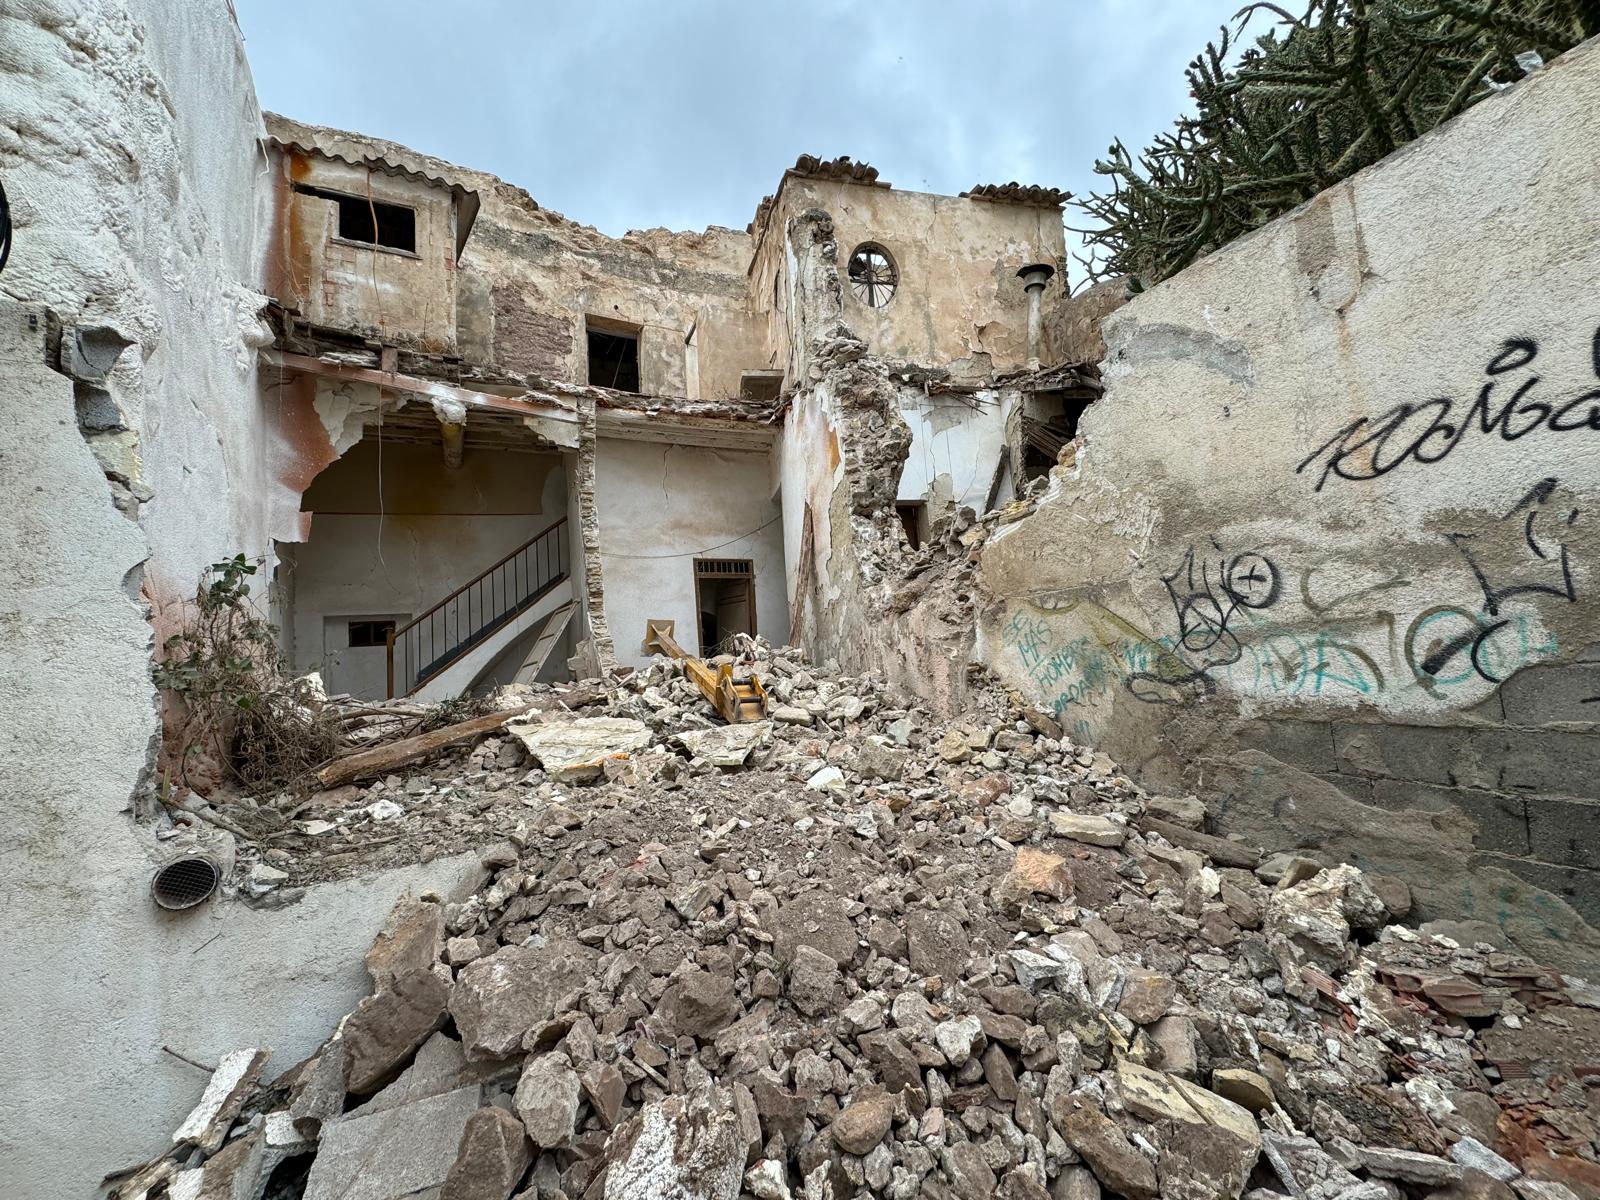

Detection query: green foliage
xmin=1076 ymin=0 xmax=1597 ymax=288
xmin=155 ymin=555 xmax=337 ymax=793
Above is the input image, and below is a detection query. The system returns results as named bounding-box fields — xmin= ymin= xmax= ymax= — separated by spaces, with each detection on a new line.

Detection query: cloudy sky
xmin=235 ymin=0 xmax=1244 ymax=280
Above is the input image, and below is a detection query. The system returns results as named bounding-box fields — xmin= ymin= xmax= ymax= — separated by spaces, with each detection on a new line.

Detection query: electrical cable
xmin=605 ymin=514 xmax=780 ymax=560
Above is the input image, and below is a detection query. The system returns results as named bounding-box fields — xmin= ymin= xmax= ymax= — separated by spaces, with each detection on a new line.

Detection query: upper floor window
xmin=587 ymin=320 xmax=641 ymax=392
xmin=294 ymin=183 xmax=417 ymax=254
xmin=847 ymin=243 xmax=897 ymax=308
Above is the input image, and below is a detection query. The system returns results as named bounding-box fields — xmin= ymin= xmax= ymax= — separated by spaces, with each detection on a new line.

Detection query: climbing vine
xmin=1075 ymin=0 xmax=1598 ymax=289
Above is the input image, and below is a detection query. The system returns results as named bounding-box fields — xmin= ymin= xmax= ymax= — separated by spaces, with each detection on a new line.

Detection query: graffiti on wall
xmin=1296 ymin=328 xmax=1600 ymax=491
xmin=1000 ymin=477 xmax=1579 ymax=726
xmin=1000 ymin=327 xmax=1598 ymax=726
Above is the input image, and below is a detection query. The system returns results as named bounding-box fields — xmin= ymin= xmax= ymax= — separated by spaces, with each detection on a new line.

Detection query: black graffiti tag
xmin=1297 ymin=327 xmax=1600 ymax=491
xmin=1126 ymin=542 xmax=1281 ymax=704
xmin=1406 ymin=478 xmax=1578 ymax=691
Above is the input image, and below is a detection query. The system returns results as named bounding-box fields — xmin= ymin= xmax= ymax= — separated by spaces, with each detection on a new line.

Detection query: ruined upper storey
xmin=259 ymin=116 xmax=1070 ymax=401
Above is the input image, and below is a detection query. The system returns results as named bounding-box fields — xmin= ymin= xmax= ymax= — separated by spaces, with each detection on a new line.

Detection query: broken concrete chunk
xmin=449 ymin=940 xmax=598 ymax=1060
xmin=1059 ymin=1105 xmax=1158 ymax=1200
xmin=1210 ymin=1067 xmax=1275 ymax=1113
xmin=1049 ymin=812 xmax=1125 ymax=847
xmin=349 ymin=1031 xmax=475 ymax=1118
xmin=1449 ymin=1137 xmax=1519 ymax=1183
xmin=805 ymin=765 xmax=846 ymax=793
xmin=676 ymin=721 xmax=768 ymax=767
xmin=289 ymin=1039 xmax=348 ymax=1138
xmin=172 ymin=1047 xmax=270 ymax=1152
xmin=582 ymin=1062 xmax=627 ymax=1129
xmin=603 ymin=1086 xmax=745 ymax=1200
xmin=441 ymin=1106 xmax=532 ymax=1200
xmin=1356 ymin=1145 xmax=1462 ymax=1185
xmin=853 ymin=736 xmax=910 ymax=781
xmin=773 ymin=890 xmax=857 ymax=966
xmin=831 ymin=1087 xmax=895 ymax=1155
xmin=1116 ymin=971 xmax=1176 ymax=1025
xmin=906 ymin=908 xmax=971 ymax=983
xmin=342 ymin=968 xmax=450 ymax=1095
xmin=366 ymin=897 xmax=444 ymax=991
xmin=514 ymin=1053 xmax=582 ymax=1148
xmin=998 ymin=847 xmax=1074 ymax=907
xmin=1114 ymin=1060 xmax=1260 ymax=1153
xmin=658 ymin=969 xmax=742 ymax=1039
xmin=933 ymin=1014 xmax=986 ymax=1066
xmin=1154 ymin=1116 xmax=1258 ymax=1200
xmin=506 ymin=716 xmax=651 ymax=782
xmin=1144 ymin=795 xmax=1206 ymax=829
xmin=787 ymin=944 xmax=842 ymax=1017
xmin=304 ymin=1085 xmax=480 ymax=1200
xmin=745 ymin=1158 xmax=792 ymax=1200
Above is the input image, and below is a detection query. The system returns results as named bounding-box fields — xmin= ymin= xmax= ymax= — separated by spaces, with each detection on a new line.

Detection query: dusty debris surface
xmin=119 ymin=646 xmax=1599 ymax=1200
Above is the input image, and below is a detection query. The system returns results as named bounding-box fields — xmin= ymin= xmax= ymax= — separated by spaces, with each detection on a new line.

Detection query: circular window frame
xmin=846 ymin=243 xmax=898 ymax=308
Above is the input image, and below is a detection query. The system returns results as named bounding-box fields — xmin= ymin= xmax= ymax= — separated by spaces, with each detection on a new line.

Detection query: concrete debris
xmin=112 ymin=643 xmax=1600 ymax=1200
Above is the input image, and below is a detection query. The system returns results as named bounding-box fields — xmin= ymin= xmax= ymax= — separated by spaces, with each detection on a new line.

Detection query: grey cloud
xmin=235 ymin=0 xmax=1240 ymax=278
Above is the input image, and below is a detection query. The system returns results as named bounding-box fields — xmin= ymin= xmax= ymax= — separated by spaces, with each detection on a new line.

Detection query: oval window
xmin=846 ymin=244 xmax=897 ymax=308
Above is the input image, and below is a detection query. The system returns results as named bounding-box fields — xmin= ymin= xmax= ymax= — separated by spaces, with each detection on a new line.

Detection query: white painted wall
xmin=595 ymin=438 xmax=788 ymax=666
xmin=897 ymin=389 xmax=1013 ymax=514
xmin=287 ymin=440 xmax=569 ymax=699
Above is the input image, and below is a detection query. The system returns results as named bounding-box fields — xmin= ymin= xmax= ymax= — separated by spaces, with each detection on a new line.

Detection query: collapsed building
xmin=2 ymin=3 xmax=1598 ymax=1198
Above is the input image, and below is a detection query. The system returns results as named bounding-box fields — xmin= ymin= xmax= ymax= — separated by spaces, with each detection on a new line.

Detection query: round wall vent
xmin=151 ymin=855 xmax=221 ymax=910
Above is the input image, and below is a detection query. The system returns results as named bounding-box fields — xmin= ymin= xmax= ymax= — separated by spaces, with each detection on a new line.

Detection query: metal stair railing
xmin=386 ymin=517 xmax=569 ymax=698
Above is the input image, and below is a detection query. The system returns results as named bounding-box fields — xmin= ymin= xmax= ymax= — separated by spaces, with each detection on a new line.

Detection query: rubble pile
xmin=117 ymin=646 xmax=1599 ymax=1200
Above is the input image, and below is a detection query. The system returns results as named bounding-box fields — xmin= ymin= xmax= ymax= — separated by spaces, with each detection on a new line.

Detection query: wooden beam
xmin=262 ymin=349 xmax=580 ymax=427
xmin=316 ymin=704 xmax=537 ymax=787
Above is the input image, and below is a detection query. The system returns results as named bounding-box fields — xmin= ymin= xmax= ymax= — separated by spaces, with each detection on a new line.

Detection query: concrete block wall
xmin=1239 ymin=705 xmax=1600 ymax=925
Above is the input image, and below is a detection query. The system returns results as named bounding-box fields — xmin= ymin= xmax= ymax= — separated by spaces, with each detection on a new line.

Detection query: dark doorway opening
xmin=896 ymin=501 xmax=927 ymax=549
xmin=587 ymin=324 xmax=640 ymax=392
xmin=694 ymin=558 xmax=756 ymax=656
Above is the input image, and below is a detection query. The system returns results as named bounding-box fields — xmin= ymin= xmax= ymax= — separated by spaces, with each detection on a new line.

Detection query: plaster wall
xmin=266 ymin=146 xmax=460 ymax=353
xmin=978 ymin=37 xmax=1600 ymax=978
xmin=594 ymin=437 xmax=788 ymax=666
xmin=0 ymin=7 xmax=487 ymax=1194
xmin=898 ymin=389 xmax=1015 ymax=515
xmin=288 ymin=438 xmax=568 ymax=698
xmin=0 ymin=301 xmax=484 ymax=1200
xmin=753 ymin=178 xmax=1067 ymax=378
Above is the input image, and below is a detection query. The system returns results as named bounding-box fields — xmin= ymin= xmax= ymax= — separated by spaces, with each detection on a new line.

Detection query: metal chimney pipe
xmin=1016 ymin=263 xmax=1056 ymax=370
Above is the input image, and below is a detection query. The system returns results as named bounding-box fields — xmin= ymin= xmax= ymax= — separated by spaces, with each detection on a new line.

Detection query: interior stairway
xmin=387 ymin=517 xmax=573 ymax=701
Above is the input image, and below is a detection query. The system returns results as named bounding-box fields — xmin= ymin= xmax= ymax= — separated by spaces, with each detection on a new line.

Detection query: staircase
xmin=387 ymin=518 xmax=573 ymax=700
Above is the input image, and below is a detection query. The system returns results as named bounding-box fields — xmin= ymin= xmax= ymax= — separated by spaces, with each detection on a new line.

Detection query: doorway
xmin=694 ymin=558 xmax=756 ymax=656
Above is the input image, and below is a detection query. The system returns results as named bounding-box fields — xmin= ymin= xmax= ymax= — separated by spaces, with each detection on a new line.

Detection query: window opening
xmin=847 ymin=244 xmax=898 ymax=308
xmin=294 ymin=183 xmax=416 ymax=252
xmin=693 ymin=559 xmax=756 ymax=656
xmin=739 ymin=372 xmax=783 ymax=404
xmin=587 ymin=324 xmax=640 ymax=393
xmin=1021 ymin=390 xmax=1096 ymax=483
xmin=895 ymin=502 xmax=927 ymax=550
xmin=347 ymin=619 xmax=396 ymax=648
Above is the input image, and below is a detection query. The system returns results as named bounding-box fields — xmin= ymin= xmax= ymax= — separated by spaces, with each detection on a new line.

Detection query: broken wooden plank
xmin=172 ymin=1047 xmax=270 ymax=1152
xmin=316 ymin=705 xmax=536 ymax=788
xmin=1137 ymin=815 xmax=1262 ymax=869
